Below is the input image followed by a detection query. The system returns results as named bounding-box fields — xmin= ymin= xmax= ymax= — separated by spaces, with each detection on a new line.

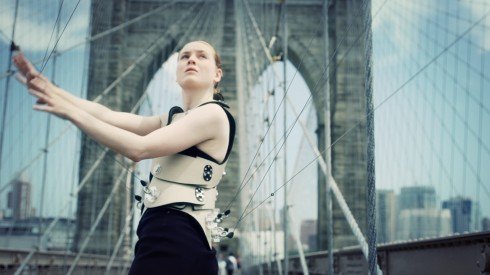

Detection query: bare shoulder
xmin=190 ymin=103 xmax=228 ymax=124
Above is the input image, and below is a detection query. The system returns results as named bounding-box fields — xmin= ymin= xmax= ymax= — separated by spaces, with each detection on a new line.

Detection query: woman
xmin=13 ymin=40 xmax=235 ymax=274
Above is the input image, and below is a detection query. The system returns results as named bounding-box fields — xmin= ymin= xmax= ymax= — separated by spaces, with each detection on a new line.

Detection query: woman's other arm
xmin=69 ymin=103 xmax=227 ymax=162
xmin=54 ymin=91 xmax=164 ymax=136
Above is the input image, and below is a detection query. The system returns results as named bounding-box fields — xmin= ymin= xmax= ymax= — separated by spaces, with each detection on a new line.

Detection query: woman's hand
xmin=12 ymin=53 xmax=76 ymax=120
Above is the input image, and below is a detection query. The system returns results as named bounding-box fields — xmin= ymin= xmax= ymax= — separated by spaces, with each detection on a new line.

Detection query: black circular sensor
xmin=203 ymin=165 xmax=213 ymax=181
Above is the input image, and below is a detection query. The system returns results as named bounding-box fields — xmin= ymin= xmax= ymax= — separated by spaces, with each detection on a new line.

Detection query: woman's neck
xmin=181 ymin=87 xmax=214 ymax=111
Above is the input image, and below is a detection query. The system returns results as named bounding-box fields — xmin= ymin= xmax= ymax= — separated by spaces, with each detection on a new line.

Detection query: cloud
xmin=461 ymin=0 xmax=490 ymax=52
xmin=0 ymin=0 xmax=90 ymax=53
xmin=373 ymin=0 xmax=490 ymax=53
xmin=373 ymin=0 xmax=435 ymax=57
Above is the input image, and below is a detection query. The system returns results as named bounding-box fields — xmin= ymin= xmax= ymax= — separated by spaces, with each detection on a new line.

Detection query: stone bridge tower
xmin=75 ymin=0 xmax=372 ymax=254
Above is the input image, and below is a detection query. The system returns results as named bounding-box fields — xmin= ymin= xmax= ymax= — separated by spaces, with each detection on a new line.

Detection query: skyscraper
xmin=397 ymin=186 xmax=451 ymax=240
xmin=398 ymin=186 xmax=436 ymax=210
xmin=397 ymin=208 xmax=452 ymax=240
xmin=482 ymin=217 xmax=490 ymax=231
xmin=377 ymin=190 xmax=396 ymax=243
xmin=442 ymin=197 xmax=475 ymax=234
xmin=6 ymin=173 xmax=33 ymax=220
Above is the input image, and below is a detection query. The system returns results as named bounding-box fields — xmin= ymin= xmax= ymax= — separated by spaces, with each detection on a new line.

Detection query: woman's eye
xmin=199 ymin=54 xmax=207 ymax=59
xmin=180 ymin=55 xmax=189 ymax=59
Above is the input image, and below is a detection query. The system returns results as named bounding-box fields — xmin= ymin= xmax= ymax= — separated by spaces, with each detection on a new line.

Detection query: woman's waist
xmin=141 ymin=204 xmax=222 ymax=249
xmin=142 ymin=178 xmax=218 ymax=210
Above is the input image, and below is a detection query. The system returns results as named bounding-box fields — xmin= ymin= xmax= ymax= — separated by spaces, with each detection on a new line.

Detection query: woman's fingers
xmin=27 ymin=75 xmax=50 ymax=94
xmin=32 ymin=96 xmax=69 ymax=120
xmin=36 ymin=98 xmax=47 ymax=104
xmin=14 ymin=72 xmax=27 ymax=85
xmin=12 ymin=54 xmax=29 ymax=75
xmin=28 ymin=88 xmax=50 ymax=102
xmin=33 ymin=104 xmax=53 ymax=112
xmin=12 ymin=52 xmax=38 ymax=77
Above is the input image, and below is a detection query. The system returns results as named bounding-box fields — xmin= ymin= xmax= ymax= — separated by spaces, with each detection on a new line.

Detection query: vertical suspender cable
xmin=0 ymin=0 xmax=19 ymax=183
xmin=363 ymin=0 xmax=378 ymax=273
xmin=476 ymin=22 xmax=485 ymax=232
xmin=39 ymin=0 xmax=63 ymax=251
xmin=2 ymin=0 xmax=20 ymax=250
xmin=282 ymin=1 xmax=289 ymax=274
xmin=323 ymin=0 xmax=334 ymax=274
xmin=272 ymin=71 xmax=282 ymax=275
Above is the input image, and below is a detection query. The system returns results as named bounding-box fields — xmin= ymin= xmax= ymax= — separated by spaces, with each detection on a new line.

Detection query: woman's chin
xmin=179 ymin=81 xmax=211 ymax=91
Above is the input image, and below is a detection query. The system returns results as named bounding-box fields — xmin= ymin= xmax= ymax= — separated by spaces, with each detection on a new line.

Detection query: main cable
xmin=40 ymin=0 xmax=81 ymax=73
xmin=39 ymin=0 xmax=65 ymax=73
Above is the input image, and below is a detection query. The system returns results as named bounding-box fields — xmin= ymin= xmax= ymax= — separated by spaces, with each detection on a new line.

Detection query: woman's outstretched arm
xmin=68 ymin=103 xmax=227 ymax=162
xmin=13 ymin=52 xmax=165 ymax=135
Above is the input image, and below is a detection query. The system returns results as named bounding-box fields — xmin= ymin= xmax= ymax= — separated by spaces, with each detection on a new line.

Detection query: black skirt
xmin=129 ymin=206 xmax=218 ymax=275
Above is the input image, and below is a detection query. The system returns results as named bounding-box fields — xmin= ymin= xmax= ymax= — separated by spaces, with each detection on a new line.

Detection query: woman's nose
xmin=187 ymin=55 xmax=196 ymax=64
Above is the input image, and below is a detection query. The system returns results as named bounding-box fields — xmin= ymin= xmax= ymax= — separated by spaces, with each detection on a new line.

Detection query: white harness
xmin=139 ymin=104 xmax=233 ymax=248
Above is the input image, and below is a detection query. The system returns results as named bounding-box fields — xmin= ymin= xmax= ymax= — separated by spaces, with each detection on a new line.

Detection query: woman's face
xmin=176 ymin=41 xmax=222 ymax=91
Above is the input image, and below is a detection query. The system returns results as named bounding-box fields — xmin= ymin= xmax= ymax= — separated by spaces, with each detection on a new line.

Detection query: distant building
xmin=397 ymin=186 xmax=452 ymax=240
xmin=300 ymin=219 xmax=317 ymax=251
xmin=442 ymin=197 xmax=479 ymax=233
xmin=472 ymin=201 xmax=481 ymax=231
xmin=377 ymin=190 xmax=396 ymax=243
xmin=398 ymin=186 xmax=436 ymax=211
xmin=397 ymin=209 xmax=452 ymax=240
xmin=482 ymin=217 xmax=490 ymax=231
xmin=6 ymin=173 xmax=34 ymax=220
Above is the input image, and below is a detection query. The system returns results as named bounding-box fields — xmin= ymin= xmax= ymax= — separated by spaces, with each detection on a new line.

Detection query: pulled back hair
xmin=188 ymin=41 xmax=225 ymax=101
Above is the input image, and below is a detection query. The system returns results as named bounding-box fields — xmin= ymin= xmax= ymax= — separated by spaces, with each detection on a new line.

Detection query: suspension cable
xmin=228 ymin=0 xmax=382 ymax=224
xmin=0 ymin=0 xmax=186 ymax=81
xmin=237 ymin=8 xmax=490 ymax=229
xmin=0 ymin=1 xmax=204 ymax=194
xmin=65 ymin=168 xmax=126 ymax=275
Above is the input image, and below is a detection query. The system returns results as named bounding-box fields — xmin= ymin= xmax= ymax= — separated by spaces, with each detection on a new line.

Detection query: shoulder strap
xmin=165 ymin=102 xmax=227 ymax=126
xmin=222 ymin=107 xmax=236 ymax=163
xmin=197 ymin=101 xmax=235 ymax=163
xmin=197 ymin=100 xmax=230 ymax=109
xmin=166 ymin=106 xmax=184 ymax=126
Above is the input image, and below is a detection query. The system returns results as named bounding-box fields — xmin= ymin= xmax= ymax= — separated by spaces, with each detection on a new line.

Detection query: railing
xmin=248 ymin=231 xmax=490 ymax=275
xmin=0 ymin=248 xmax=131 ymax=275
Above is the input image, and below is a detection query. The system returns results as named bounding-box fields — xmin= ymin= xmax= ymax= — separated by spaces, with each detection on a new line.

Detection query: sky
xmin=371 ymin=0 xmax=490 ymax=217
xmin=0 ymin=0 xmax=488 ymax=241
xmin=0 ymin=0 xmax=91 ymax=219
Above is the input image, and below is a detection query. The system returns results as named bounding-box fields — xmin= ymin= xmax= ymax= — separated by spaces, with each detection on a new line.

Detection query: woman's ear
xmin=214 ymin=68 xmax=223 ymax=83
